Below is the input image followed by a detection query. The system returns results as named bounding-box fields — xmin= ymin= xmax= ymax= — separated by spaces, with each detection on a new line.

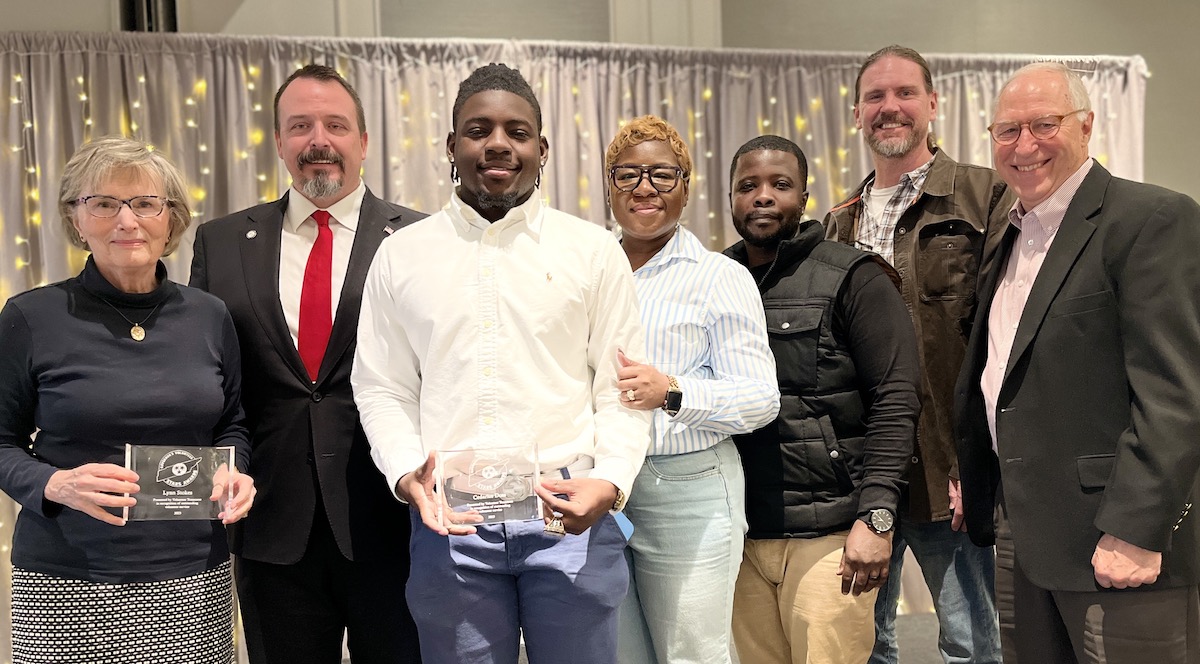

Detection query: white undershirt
xmin=865 ymin=182 xmax=900 ymax=225
xmin=278 ymin=182 xmax=366 ymax=348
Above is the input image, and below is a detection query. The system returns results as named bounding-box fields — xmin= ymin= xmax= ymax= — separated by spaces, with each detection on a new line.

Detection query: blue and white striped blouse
xmin=632 ymin=227 xmax=780 ymax=456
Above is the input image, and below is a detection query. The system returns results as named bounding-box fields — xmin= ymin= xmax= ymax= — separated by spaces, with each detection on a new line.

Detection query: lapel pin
xmin=384 ymin=226 xmax=395 ymax=235
xmin=246 ymin=229 xmax=258 ymax=239
xmin=546 ymin=272 xmax=553 ymax=282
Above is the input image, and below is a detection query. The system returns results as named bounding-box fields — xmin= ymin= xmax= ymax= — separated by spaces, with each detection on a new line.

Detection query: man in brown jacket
xmin=824 ymin=45 xmax=1012 ymax=664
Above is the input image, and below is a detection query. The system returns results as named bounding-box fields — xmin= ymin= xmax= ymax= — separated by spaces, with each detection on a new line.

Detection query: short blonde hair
xmin=604 ymin=115 xmax=693 ymax=178
xmin=58 ymin=136 xmax=193 ymax=256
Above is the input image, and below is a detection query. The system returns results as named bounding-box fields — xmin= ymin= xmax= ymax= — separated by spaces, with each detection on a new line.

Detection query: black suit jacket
xmin=190 ymin=189 xmax=424 ymax=564
xmin=955 ymin=164 xmax=1200 ymax=592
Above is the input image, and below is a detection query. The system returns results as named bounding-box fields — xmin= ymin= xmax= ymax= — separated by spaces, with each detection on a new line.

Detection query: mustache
xmin=872 ymin=112 xmax=913 ymax=130
xmin=297 ymin=147 xmax=345 ymax=169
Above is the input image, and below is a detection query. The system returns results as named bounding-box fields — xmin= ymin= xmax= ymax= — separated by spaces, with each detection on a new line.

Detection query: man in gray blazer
xmin=955 ymin=61 xmax=1200 ymax=663
xmin=190 ymin=64 xmax=424 ymax=664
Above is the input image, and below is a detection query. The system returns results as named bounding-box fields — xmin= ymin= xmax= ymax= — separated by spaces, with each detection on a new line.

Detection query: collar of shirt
xmin=447 ymin=189 xmax=545 ymax=240
xmin=1008 ymin=157 xmax=1095 ymax=234
xmin=284 ymin=181 xmax=366 ymax=233
xmin=635 ymin=225 xmax=704 ymax=274
xmin=863 ymin=154 xmax=936 ymax=203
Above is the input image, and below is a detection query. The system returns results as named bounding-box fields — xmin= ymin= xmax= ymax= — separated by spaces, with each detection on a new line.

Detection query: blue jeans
xmin=618 ymin=439 xmax=747 ymax=664
xmin=870 ymin=519 xmax=1001 ymax=664
xmin=406 ymin=510 xmax=629 ymax=664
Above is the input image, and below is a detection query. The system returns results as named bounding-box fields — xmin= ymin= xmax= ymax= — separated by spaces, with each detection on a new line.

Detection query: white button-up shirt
xmin=353 ymin=191 xmax=653 ymax=497
xmin=279 ymin=183 xmax=365 ymax=348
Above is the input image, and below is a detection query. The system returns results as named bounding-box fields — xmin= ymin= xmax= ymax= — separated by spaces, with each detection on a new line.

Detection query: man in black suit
xmin=955 ymin=61 xmax=1200 ymax=663
xmin=190 ymin=64 xmax=424 ymax=664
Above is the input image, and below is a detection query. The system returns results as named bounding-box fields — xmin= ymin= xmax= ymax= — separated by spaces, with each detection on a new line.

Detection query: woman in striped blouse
xmin=607 ymin=115 xmax=781 ymax=664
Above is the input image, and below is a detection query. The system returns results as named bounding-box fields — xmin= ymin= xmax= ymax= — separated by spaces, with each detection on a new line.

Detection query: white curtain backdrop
xmin=0 ymin=30 xmax=1147 ymax=663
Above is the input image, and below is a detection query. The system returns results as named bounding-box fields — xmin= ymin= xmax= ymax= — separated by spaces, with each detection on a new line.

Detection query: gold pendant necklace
xmin=97 ymin=297 xmax=162 ymax=342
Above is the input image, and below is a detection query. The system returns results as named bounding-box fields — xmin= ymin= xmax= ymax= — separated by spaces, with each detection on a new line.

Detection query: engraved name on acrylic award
xmin=124 ymin=445 xmax=235 ymax=521
xmin=434 ymin=443 xmax=542 ymax=528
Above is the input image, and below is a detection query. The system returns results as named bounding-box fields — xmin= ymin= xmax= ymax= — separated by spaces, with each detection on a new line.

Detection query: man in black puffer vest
xmin=724 ymin=135 xmax=922 ymax=664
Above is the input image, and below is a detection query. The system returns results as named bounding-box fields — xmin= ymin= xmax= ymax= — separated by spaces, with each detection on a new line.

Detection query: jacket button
xmin=781 ymin=322 xmax=790 ymax=329
xmin=311 ymin=392 xmax=323 ymax=402
xmin=912 ymin=456 xmax=920 ymax=464
xmin=830 ymin=450 xmax=840 ymax=459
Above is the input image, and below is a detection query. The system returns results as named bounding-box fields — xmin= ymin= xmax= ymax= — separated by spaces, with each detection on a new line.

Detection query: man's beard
xmin=475 ymin=191 xmax=520 ymax=214
xmin=735 ymin=211 xmax=802 ymax=249
xmin=297 ymin=148 xmax=345 ymax=200
xmin=865 ymin=112 xmax=925 ymax=158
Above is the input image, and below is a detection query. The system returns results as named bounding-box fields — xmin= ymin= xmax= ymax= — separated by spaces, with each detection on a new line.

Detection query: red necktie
xmin=298 ymin=210 xmax=333 ymax=382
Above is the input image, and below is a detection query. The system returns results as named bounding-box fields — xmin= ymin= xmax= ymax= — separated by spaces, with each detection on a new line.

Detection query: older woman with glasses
xmin=606 ymin=115 xmax=780 ymax=663
xmin=0 ymin=136 xmax=255 ymax=664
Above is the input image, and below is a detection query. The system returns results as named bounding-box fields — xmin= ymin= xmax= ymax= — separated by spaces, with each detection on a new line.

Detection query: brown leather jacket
xmin=824 ymin=150 xmax=1013 ymax=522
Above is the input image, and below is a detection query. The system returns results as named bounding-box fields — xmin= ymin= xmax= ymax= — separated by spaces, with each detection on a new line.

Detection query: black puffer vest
xmin=725 ymin=220 xmax=877 ymax=538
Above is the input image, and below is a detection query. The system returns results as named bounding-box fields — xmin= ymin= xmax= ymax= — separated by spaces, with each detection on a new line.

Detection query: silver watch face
xmin=869 ymin=509 xmax=894 ymax=532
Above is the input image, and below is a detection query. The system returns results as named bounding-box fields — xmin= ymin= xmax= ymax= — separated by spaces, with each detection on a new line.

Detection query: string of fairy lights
xmin=0 ymin=35 xmax=1140 ymax=304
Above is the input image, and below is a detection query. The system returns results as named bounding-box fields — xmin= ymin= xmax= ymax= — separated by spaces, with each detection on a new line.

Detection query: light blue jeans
xmin=617 ymin=438 xmax=747 ymax=664
xmin=870 ymin=518 xmax=1002 ymax=664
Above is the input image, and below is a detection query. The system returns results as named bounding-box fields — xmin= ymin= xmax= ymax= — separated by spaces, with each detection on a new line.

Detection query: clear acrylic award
xmin=434 ymin=443 xmax=543 ymax=528
xmin=124 ymin=445 xmax=235 ymax=521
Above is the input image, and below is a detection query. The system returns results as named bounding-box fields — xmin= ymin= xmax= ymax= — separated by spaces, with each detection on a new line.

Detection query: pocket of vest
xmin=765 ymin=304 xmax=823 ymax=391
xmin=779 ymin=415 xmax=845 ymax=491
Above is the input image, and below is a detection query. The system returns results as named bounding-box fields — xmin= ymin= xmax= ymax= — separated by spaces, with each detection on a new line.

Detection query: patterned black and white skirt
xmin=11 ymin=561 xmax=234 ymax=664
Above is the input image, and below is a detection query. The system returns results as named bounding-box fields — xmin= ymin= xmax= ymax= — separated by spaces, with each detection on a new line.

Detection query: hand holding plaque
xmin=123 ymin=445 xmax=236 ymax=521
xmin=434 ymin=443 xmax=543 ymax=529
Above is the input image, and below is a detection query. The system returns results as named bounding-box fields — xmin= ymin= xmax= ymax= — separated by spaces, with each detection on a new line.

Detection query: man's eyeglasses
xmin=609 ymin=165 xmax=685 ymax=193
xmin=987 ymin=109 xmax=1087 ymax=145
xmin=74 ymin=195 xmax=172 ymax=218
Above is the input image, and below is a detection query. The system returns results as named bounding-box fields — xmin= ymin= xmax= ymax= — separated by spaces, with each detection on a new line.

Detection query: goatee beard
xmin=476 ymin=191 xmax=520 ymax=214
xmin=738 ymin=214 xmax=802 ymax=249
xmin=300 ymin=171 xmax=343 ymax=200
xmin=297 ymin=147 xmax=345 ymax=200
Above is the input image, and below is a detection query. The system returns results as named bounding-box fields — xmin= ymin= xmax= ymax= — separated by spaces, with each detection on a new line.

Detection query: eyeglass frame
xmin=987 ymin=108 xmax=1089 ymax=145
xmin=608 ymin=165 xmax=687 ymax=193
xmin=73 ymin=194 xmax=174 ymax=218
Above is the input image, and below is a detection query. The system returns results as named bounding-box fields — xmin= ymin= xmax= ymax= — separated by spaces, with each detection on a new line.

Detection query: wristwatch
xmin=612 ymin=487 xmax=627 ymax=512
xmin=663 ymin=375 xmax=683 ymax=416
xmin=862 ymin=508 xmax=895 ymax=534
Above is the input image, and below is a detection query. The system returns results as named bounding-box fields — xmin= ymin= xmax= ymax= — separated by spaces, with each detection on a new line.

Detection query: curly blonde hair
xmin=604 ymin=115 xmax=693 ymax=178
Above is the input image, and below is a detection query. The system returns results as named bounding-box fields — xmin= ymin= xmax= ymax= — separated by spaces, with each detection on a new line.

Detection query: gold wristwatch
xmin=613 ymin=487 xmax=627 ymax=511
xmin=663 ymin=375 xmax=683 ymax=416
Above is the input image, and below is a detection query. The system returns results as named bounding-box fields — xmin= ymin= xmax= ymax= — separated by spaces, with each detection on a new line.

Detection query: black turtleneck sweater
xmin=0 ymin=257 xmax=250 ymax=583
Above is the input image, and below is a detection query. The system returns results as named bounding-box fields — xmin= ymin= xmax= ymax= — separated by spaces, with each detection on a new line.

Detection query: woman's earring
xmin=449 ymin=160 xmax=459 ymax=183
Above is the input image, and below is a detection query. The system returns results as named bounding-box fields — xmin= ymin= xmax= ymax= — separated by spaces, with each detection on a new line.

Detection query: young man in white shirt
xmin=352 ymin=63 xmax=652 ymax=664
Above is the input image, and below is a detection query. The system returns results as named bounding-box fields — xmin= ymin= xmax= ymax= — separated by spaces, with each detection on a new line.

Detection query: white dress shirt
xmin=352 ymin=191 xmax=653 ymax=498
xmin=279 ymin=182 xmax=366 ymax=348
xmin=632 ymin=227 xmax=779 ymax=456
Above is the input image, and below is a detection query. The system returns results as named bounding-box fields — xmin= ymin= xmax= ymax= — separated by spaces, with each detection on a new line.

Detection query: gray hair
xmin=997 ymin=61 xmax=1092 ymax=113
xmin=58 ymin=136 xmax=193 ymax=256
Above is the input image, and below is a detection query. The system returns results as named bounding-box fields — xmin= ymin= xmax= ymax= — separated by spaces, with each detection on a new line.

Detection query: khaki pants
xmin=733 ymin=533 xmax=877 ymax=664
